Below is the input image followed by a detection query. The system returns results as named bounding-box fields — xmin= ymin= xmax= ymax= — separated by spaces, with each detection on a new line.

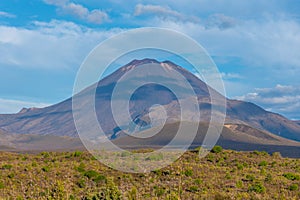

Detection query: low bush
xmin=84 ymin=170 xmax=99 ymax=179
xmin=248 ymin=182 xmax=266 ymax=193
xmin=42 ymin=166 xmax=50 ymax=172
xmin=283 ymin=173 xmax=300 ymax=181
xmin=0 ymin=181 xmax=4 ymax=189
xmin=259 ymin=161 xmax=268 ymax=167
xmin=1 ymin=164 xmax=12 ymax=170
xmin=211 ymin=146 xmax=223 ymax=153
xmin=288 ymin=184 xmax=299 ymax=191
xmin=73 ymin=151 xmax=83 ymax=157
xmin=183 ymin=169 xmax=193 ymax=177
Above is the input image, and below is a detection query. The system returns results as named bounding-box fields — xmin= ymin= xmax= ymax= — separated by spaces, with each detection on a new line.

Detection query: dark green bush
xmin=40 ymin=152 xmax=50 ymax=158
xmin=248 ymin=182 xmax=266 ymax=193
xmin=188 ymin=185 xmax=199 ymax=193
xmin=76 ymin=163 xmax=85 ymax=173
xmin=76 ymin=179 xmax=85 ymax=188
xmin=42 ymin=166 xmax=50 ymax=172
xmin=183 ymin=169 xmax=193 ymax=177
xmin=283 ymin=173 xmax=300 ymax=181
xmin=245 ymin=174 xmax=255 ymax=182
xmin=259 ymin=161 xmax=268 ymax=167
xmin=7 ymin=173 xmax=14 ymax=178
xmin=94 ymin=175 xmax=107 ymax=183
xmin=288 ymin=184 xmax=299 ymax=191
xmin=98 ymin=178 xmax=122 ymax=200
xmin=84 ymin=170 xmax=99 ymax=179
xmin=154 ymin=186 xmax=165 ymax=197
xmin=211 ymin=146 xmax=223 ymax=153
xmin=237 ymin=163 xmax=243 ymax=170
xmin=73 ymin=151 xmax=83 ymax=157
xmin=1 ymin=164 xmax=12 ymax=170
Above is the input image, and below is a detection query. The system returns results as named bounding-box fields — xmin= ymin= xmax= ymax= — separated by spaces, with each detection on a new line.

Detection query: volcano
xmin=1 ymin=58 xmax=300 ymax=155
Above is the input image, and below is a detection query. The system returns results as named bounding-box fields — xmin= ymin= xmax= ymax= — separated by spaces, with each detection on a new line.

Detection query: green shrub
xmin=0 ymin=181 xmax=4 ymax=189
xmin=253 ymin=150 xmax=260 ymax=155
xmin=94 ymin=175 xmax=107 ymax=184
xmin=84 ymin=170 xmax=99 ymax=179
xmin=76 ymin=163 xmax=85 ymax=173
xmin=236 ymin=180 xmax=243 ymax=188
xmin=184 ymin=169 xmax=193 ymax=177
xmin=194 ymin=178 xmax=202 ymax=184
xmin=248 ymin=182 xmax=266 ymax=193
xmin=206 ymin=154 xmax=215 ymax=162
xmin=211 ymin=146 xmax=223 ymax=153
xmin=245 ymin=174 xmax=255 ymax=182
xmin=98 ymin=178 xmax=121 ymax=200
xmin=259 ymin=161 xmax=268 ymax=167
xmin=265 ymin=174 xmax=273 ymax=182
xmin=40 ymin=152 xmax=50 ymax=158
xmin=288 ymin=184 xmax=299 ymax=191
xmin=283 ymin=173 xmax=300 ymax=181
xmin=42 ymin=166 xmax=50 ymax=172
xmin=188 ymin=185 xmax=199 ymax=193
xmin=32 ymin=162 xmax=37 ymax=167
xmin=7 ymin=173 xmax=14 ymax=178
xmin=73 ymin=151 xmax=83 ymax=157
xmin=252 ymin=150 xmax=268 ymax=156
xmin=237 ymin=163 xmax=244 ymax=170
xmin=1 ymin=164 xmax=12 ymax=170
xmin=225 ymin=172 xmax=232 ymax=180
xmin=76 ymin=179 xmax=85 ymax=188
xmin=126 ymin=186 xmax=138 ymax=200
xmin=154 ymin=186 xmax=165 ymax=197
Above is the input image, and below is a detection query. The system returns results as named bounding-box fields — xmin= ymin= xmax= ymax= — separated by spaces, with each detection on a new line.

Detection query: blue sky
xmin=0 ymin=0 xmax=300 ymax=119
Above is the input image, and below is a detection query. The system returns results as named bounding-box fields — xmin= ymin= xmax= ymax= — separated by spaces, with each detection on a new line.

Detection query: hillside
xmin=0 ymin=149 xmax=300 ymax=199
xmin=113 ymin=122 xmax=300 ymax=158
xmin=1 ymin=122 xmax=300 ymax=157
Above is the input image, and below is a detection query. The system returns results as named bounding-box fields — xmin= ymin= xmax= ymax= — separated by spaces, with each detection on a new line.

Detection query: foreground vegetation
xmin=0 ymin=147 xmax=300 ymax=199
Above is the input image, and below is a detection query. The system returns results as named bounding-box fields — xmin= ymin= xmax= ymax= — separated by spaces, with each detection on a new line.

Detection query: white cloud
xmin=134 ymin=4 xmax=199 ymax=23
xmin=87 ymin=10 xmax=109 ymax=24
xmin=61 ymin=3 xmax=89 ymax=19
xmin=0 ymin=20 xmax=122 ymax=70
xmin=237 ymin=84 xmax=300 ymax=119
xmin=0 ymin=98 xmax=49 ymax=114
xmin=148 ymin=16 xmax=300 ymax=75
xmin=44 ymin=0 xmax=109 ymax=24
xmin=0 ymin=11 xmax=16 ymax=18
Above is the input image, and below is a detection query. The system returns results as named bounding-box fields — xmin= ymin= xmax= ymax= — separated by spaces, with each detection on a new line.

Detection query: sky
xmin=0 ymin=0 xmax=300 ymax=119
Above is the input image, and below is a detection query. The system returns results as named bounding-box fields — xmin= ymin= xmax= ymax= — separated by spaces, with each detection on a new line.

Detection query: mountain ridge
xmin=0 ymin=58 xmax=300 ymax=151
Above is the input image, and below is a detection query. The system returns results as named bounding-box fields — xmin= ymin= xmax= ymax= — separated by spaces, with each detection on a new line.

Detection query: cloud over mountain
xmin=237 ymin=84 xmax=300 ymax=119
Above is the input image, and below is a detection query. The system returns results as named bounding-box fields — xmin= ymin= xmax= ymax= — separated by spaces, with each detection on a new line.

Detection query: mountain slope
xmin=113 ymin=122 xmax=300 ymax=157
xmin=0 ymin=58 xmax=300 ymax=144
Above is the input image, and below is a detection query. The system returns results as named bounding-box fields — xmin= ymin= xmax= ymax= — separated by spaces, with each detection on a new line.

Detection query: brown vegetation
xmin=0 ymin=148 xmax=300 ymax=199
